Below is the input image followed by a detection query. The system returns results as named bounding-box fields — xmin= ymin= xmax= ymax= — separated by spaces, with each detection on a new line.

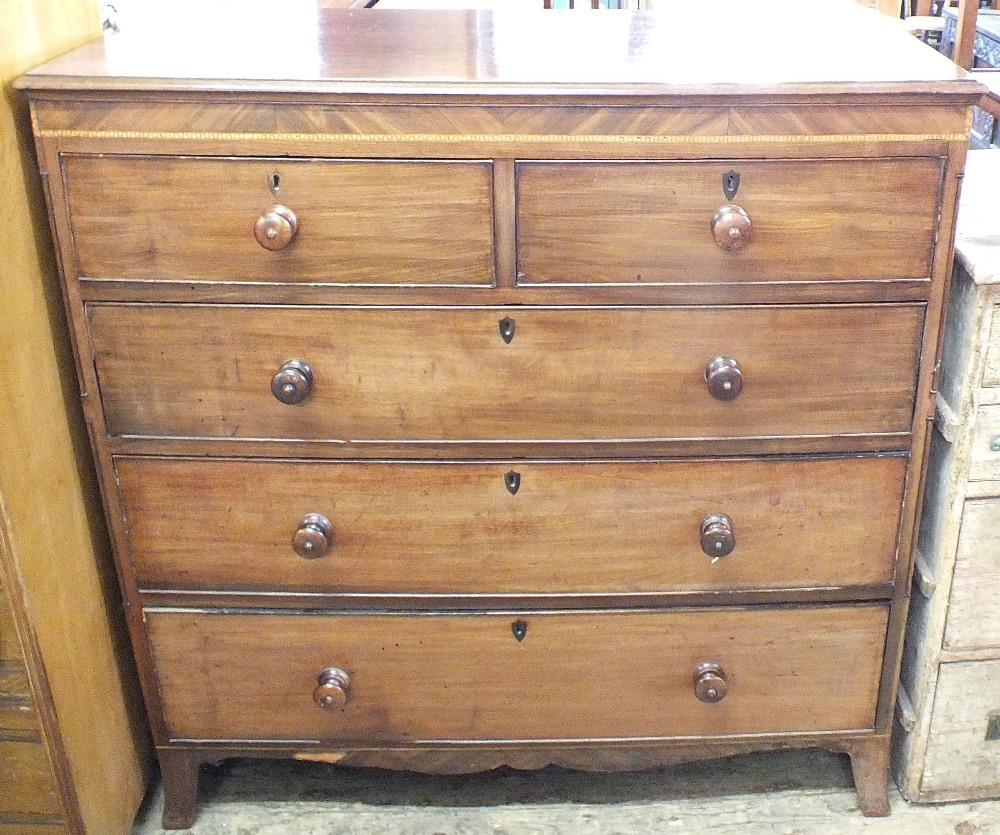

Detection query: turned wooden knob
xmin=254 ymin=204 xmax=298 ymax=251
xmin=700 ymin=514 xmax=735 ymax=559
xmin=313 ymin=667 xmax=351 ymax=709
xmin=292 ymin=513 xmax=333 ymax=559
xmin=711 ymin=204 xmax=752 ymax=252
xmin=704 ymin=356 xmax=743 ymax=401
xmin=271 ymin=359 xmax=313 ymax=405
xmin=693 ymin=662 xmax=728 ymax=704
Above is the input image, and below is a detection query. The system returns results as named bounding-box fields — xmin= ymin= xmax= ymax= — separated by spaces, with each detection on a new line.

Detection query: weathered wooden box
xmin=894 ymin=150 xmax=1000 ymax=802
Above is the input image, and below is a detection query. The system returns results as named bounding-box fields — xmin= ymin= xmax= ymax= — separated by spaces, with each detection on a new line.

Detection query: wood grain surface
xmin=16 ymin=2 xmax=978 ymax=96
xmin=146 ymin=604 xmax=888 ymax=742
xmin=517 ymin=159 xmax=942 ymax=284
xmin=64 ymin=156 xmax=495 ymax=284
xmin=117 ymin=455 xmax=906 ymax=594
xmin=88 ymin=303 xmax=925 ymax=442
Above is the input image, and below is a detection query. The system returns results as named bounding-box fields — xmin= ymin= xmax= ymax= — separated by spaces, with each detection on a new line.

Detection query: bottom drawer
xmin=918 ymin=659 xmax=1000 ymax=800
xmin=147 ymin=605 xmax=888 ymax=743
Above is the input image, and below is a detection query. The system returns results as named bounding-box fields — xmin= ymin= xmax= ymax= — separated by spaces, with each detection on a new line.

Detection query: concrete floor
xmin=131 ymin=749 xmax=1000 ymax=834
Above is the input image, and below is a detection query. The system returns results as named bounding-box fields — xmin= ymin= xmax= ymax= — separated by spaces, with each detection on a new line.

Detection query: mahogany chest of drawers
xmin=17 ymin=1 xmax=980 ymax=827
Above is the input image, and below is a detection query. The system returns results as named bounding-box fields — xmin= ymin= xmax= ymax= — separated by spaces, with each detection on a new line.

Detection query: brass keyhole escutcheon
xmin=722 ymin=169 xmax=740 ymax=201
xmin=512 ymin=620 xmax=528 ymax=641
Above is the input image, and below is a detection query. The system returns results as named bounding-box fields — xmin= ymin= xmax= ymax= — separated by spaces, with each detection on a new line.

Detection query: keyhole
xmin=268 ymin=172 xmax=281 ymax=196
xmin=512 ymin=620 xmax=527 ymax=641
xmin=723 ymin=169 xmax=740 ymax=200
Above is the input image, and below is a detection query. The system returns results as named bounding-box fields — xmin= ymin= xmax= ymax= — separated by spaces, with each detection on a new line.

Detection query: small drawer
xmin=0 ymin=660 xmax=38 ymax=734
xmin=516 ymin=158 xmax=942 ymax=285
xmin=118 ymin=455 xmax=905 ymax=594
xmin=944 ymin=497 xmax=1000 ymax=651
xmin=62 ymin=156 xmax=495 ymax=285
xmin=146 ymin=605 xmax=888 ymax=742
xmin=969 ymin=404 xmax=1000 ymax=481
xmin=0 ymin=740 xmax=62 ymax=818
xmin=917 ymin=659 xmax=1000 ymax=799
xmin=982 ymin=305 xmax=1000 ymax=388
xmin=88 ymin=303 xmax=924 ymax=443
xmin=0 ymin=588 xmax=20 ymax=663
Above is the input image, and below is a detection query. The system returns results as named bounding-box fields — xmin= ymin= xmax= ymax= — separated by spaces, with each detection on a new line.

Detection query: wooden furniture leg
xmin=847 ymin=737 xmax=892 ymax=816
xmin=159 ymin=749 xmax=200 ymax=830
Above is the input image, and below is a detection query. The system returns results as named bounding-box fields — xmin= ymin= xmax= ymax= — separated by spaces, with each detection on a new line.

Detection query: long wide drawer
xmin=146 ymin=605 xmax=888 ymax=742
xmin=88 ymin=304 xmax=924 ymax=442
xmin=62 ymin=156 xmax=495 ymax=285
xmin=118 ymin=455 xmax=906 ymax=594
xmin=516 ymin=158 xmax=942 ymax=284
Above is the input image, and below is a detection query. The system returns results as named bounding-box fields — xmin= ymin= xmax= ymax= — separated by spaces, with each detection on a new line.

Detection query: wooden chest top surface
xmin=17 ymin=0 xmax=980 ymax=99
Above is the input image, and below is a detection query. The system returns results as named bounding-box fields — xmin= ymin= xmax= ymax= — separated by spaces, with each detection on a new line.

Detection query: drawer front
xmin=0 ymin=586 xmax=37 ymax=735
xmin=0 ymin=585 xmax=20 ymax=663
xmin=982 ymin=304 xmax=1000 ymax=388
xmin=63 ymin=156 xmax=495 ymax=285
xmin=118 ymin=455 xmax=905 ymax=594
xmin=89 ymin=304 xmax=924 ymax=442
xmin=944 ymin=497 xmax=1000 ymax=651
xmin=0 ymin=741 xmax=61 ymax=818
xmin=146 ymin=605 xmax=888 ymax=742
xmin=969 ymin=404 xmax=1000 ymax=481
xmin=0 ymin=660 xmax=36 ymax=734
xmin=918 ymin=659 xmax=1000 ymax=798
xmin=516 ymin=159 xmax=942 ymax=284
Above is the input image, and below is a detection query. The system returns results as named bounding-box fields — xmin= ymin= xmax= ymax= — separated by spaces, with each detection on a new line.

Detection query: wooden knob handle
xmin=292 ymin=513 xmax=333 ymax=559
xmin=711 ymin=204 xmax=752 ymax=252
xmin=271 ymin=359 xmax=313 ymax=405
xmin=254 ymin=204 xmax=298 ymax=251
xmin=700 ymin=514 xmax=735 ymax=559
xmin=313 ymin=667 xmax=351 ymax=709
xmin=693 ymin=662 xmax=728 ymax=704
xmin=704 ymin=356 xmax=743 ymax=401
